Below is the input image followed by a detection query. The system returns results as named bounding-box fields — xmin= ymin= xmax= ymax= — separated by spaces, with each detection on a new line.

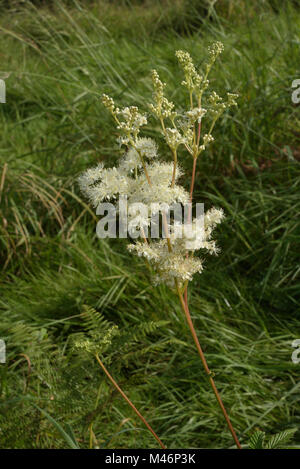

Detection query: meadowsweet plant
xmin=79 ymin=42 xmax=241 ymax=448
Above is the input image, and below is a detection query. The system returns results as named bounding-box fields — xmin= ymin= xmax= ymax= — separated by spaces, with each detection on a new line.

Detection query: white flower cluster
xmin=80 ymin=43 xmax=233 ymax=289
xmin=135 ymin=137 xmax=158 ymax=159
xmin=117 ymin=106 xmax=147 ymax=140
xmin=184 ymin=208 xmax=224 ymax=252
xmin=128 ymin=238 xmax=204 ymax=287
xmin=130 ymin=162 xmax=189 ymax=210
xmin=102 ymin=95 xmax=148 ymax=145
xmin=119 ymin=137 xmax=158 ymax=173
xmin=128 ymin=207 xmax=224 ymax=286
xmin=79 ymin=154 xmax=189 ymax=218
xmin=186 ymin=107 xmax=207 ymax=124
xmin=78 ymin=164 xmax=129 ymax=206
xmin=165 ymin=128 xmax=184 ymax=150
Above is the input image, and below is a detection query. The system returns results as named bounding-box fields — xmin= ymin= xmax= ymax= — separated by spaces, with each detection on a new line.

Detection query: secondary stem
xmin=95 ymin=354 xmax=166 ymax=449
xmin=189 ymin=156 xmax=197 ymax=203
xmin=175 ymin=283 xmax=242 ymax=449
xmin=171 ymin=149 xmax=177 ymax=188
xmin=184 ymin=119 xmax=201 ymax=307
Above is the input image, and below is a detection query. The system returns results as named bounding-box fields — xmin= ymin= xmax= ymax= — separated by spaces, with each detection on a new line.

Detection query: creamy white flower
xmin=165 ymin=128 xmax=184 ymax=149
xmin=119 ymin=148 xmax=142 ymax=173
xmin=168 ymin=209 xmax=224 ymax=254
xmin=135 ymin=137 xmax=158 ymax=159
xmin=82 ymin=44 xmax=230 ymax=290
xmin=205 ymin=207 xmax=224 ymax=228
xmin=128 ymin=242 xmax=159 ymax=261
xmin=116 ymin=106 xmax=148 ymax=137
xmin=128 ymin=214 xmax=150 ymax=233
xmin=128 ymin=239 xmax=203 ymax=286
xmin=127 ymin=162 xmax=188 ymax=209
xmin=147 ymin=162 xmax=182 ymax=185
xmin=79 ymin=165 xmax=130 ymax=207
xmin=77 ymin=163 xmax=104 ymax=192
xmin=186 ymin=107 xmax=207 ymax=123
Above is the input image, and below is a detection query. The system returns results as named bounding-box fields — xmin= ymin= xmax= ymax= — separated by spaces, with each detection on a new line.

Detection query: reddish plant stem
xmin=184 ymin=121 xmax=201 ymax=307
xmin=196 ymin=120 xmax=202 ymax=149
xmin=95 ymin=354 xmax=166 ymax=449
xmin=182 ymin=120 xmax=241 ymax=448
xmin=176 ymin=286 xmax=242 ymax=449
xmin=189 ymin=156 xmax=198 ymax=204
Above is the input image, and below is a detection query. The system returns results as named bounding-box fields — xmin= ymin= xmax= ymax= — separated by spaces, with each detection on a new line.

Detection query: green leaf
xmin=249 ymin=431 xmax=265 ymax=449
xmin=33 ymin=404 xmax=80 ymax=449
xmin=266 ymin=429 xmax=297 ymax=449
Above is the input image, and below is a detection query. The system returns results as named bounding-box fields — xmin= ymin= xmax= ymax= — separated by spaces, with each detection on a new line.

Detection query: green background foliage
xmin=0 ymin=0 xmax=299 ymax=448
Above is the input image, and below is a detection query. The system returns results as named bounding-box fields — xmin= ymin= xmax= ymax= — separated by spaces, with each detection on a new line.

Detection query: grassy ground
xmin=0 ymin=0 xmax=300 ymax=449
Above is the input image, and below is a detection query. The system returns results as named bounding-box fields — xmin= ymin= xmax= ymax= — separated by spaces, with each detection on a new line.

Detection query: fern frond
xmin=266 ymin=428 xmax=297 ymax=449
xmin=249 ymin=430 xmax=265 ymax=449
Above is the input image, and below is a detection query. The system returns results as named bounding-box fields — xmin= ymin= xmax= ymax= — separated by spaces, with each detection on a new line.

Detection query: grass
xmin=0 ymin=0 xmax=299 ymax=449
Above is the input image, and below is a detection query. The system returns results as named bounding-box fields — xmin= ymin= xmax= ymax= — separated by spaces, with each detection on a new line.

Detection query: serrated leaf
xmin=249 ymin=430 xmax=265 ymax=449
xmin=266 ymin=428 xmax=297 ymax=449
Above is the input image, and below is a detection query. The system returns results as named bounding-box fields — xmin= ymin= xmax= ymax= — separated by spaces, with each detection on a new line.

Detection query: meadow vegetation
xmin=0 ymin=0 xmax=299 ymax=448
